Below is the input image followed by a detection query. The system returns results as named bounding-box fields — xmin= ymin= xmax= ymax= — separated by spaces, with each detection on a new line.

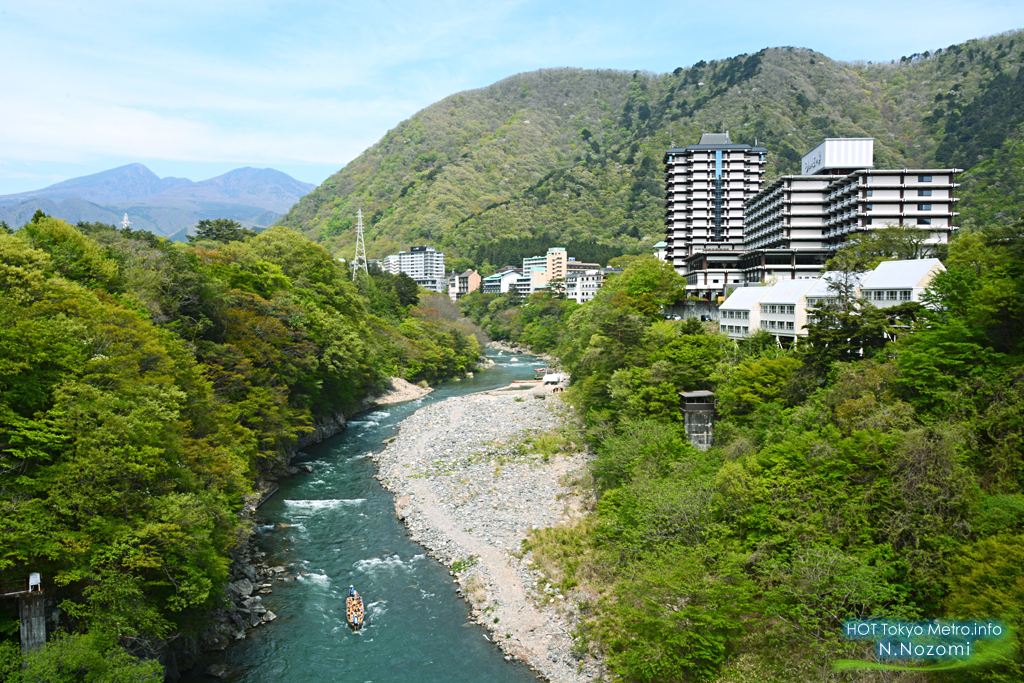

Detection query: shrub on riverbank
xmin=525 ymin=226 xmax=1024 ymax=682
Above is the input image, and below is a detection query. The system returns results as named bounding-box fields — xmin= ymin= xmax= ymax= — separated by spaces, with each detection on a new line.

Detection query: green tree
xmin=825 ymin=224 xmax=938 ymax=271
xmin=189 ymin=218 xmax=256 ymax=244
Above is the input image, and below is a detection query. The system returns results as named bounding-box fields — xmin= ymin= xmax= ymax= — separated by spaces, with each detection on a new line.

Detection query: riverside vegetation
xmin=487 ymin=221 xmax=1024 ymax=683
xmin=281 ymin=31 xmax=1024 ymax=271
xmin=0 ymin=214 xmax=487 ymax=679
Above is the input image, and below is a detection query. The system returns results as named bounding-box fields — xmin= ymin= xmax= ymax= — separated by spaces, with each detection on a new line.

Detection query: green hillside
xmin=280 ymin=30 xmax=1024 ymax=265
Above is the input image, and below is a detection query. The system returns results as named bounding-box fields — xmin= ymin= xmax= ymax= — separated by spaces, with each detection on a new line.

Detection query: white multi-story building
xmin=511 ymin=274 xmax=534 ymax=296
xmin=682 ymin=249 xmax=746 ymax=301
xmin=663 ymin=132 xmax=768 ymax=274
xmin=481 ymin=267 xmax=521 ymax=294
xmin=740 ymin=138 xmax=960 ymax=284
xmin=720 ymin=258 xmax=946 ymax=341
xmin=823 ymin=170 xmax=960 ymax=250
xmin=757 ymin=279 xmax=818 ymax=337
xmin=565 ymin=268 xmax=621 ymax=304
xmin=858 ymin=258 xmax=945 ymax=308
xmin=382 ymin=246 xmax=446 ymax=292
xmin=718 ymin=287 xmax=766 ymax=339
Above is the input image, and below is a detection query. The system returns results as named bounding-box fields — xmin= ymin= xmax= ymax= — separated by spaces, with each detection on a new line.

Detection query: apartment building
xmin=757 ymin=279 xmax=818 ymax=337
xmin=447 ymin=269 xmax=481 ymax=302
xmin=520 ymin=248 xmax=600 ymax=294
xmin=481 ymin=267 xmax=522 ymax=294
xmin=565 ymin=268 xmax=621 ymax=304
xmin=663 ymin=132 xmax=768 ymax=273
xmin=382 ymin=245 xmax=446 ymax=292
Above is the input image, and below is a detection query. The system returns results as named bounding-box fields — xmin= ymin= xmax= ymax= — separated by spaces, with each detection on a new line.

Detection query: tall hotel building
xmin=741 ymin=139 xmax=961 ymax=284
xmin=382 ymin=245 xmax=446 ymax=292
xmin=663 ymin=133 xmax=768 ymax=273
xmin=663 ymin=136 xmax=962 ymax=299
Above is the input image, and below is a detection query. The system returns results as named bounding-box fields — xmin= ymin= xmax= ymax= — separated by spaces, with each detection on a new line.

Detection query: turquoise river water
xmin=183 ymin=350 xmax=544 ymax=683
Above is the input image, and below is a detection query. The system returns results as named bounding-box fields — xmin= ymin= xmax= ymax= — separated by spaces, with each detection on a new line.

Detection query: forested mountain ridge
xmin=280 ymin=30 xmax=1024 ymax=265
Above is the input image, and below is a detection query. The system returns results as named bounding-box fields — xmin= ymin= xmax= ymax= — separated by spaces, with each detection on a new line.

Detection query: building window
xmin=887 ymin=291 xmax=898 ymax=301
xmin=787 ymin=322 xmax=795 ymax=330
xmin=769 ymin=320 xmax=777 ymax=329
xmin=866 ymin=190 xmax=873 ymax=197
xmin=787 ymin=305 xmax=795 ymax=314
xmin=918 ymin=175 xmax=932 ymax=182
xmin=918 ymin=204 xmax=932 ymax=211
xmin=917 ymin=218 xmax=932 ymax=225
xmin=918 ymin=189 xmax=932 ymax=197
xmin=760 ymin=321 xmax=768 ymax=329
xmin=743 ymin=326 xmax=748 ymax=333
xmin=873 ymin=291 xmax=884 ymax=301
xmin=900 ymin=290 xmax=911 ymax=301
xmin=865 ymin=204 xmax=873 ymax=210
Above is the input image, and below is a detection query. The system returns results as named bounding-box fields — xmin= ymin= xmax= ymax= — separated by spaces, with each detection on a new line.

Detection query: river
xmin=183 ymin=350 xmax=544 ymax=683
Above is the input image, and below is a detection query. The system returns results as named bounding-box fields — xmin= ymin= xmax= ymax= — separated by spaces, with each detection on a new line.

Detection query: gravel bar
xmin=372 ymin=384 xmax=602 ymax=683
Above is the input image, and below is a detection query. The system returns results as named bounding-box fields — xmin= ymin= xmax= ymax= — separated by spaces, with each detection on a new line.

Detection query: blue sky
xmin=1 ymin=0 xmax=1022 ymax=195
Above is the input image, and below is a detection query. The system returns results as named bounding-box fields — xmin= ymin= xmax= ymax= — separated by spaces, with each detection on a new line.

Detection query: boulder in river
xmin=228 ymin=579 xmax=253 ymax=598
xmin=242 ymin=597 xmax=267 ymax=614
xmin=205 ymin=663 xmax=230 ymax=678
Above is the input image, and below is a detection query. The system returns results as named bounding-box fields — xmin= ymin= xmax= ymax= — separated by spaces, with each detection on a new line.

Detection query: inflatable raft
xmin=346 ymin=587 xmax=365 ymax=630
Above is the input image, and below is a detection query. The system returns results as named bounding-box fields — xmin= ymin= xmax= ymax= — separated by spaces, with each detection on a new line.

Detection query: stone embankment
xmin=372 ymin=383 xmax=602 ymax=683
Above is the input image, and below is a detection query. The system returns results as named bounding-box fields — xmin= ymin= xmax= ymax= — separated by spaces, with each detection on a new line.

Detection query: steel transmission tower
xmin=353 ymin=209 xmax=368 ymax=280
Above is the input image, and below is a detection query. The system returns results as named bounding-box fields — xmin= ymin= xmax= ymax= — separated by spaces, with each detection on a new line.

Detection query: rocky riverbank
xmin=368 ymin=376 xmax=434 ymax=405
xmin=486 ymin=340 xmax=557 ymax=365
xmin=372 ymin=383 xmax=603 ymax=683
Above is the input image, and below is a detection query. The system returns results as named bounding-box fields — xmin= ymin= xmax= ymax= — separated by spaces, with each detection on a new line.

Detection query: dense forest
xmin=0 ymin=215 xmax=485 ymax=679
xmin=462 ymin=219 xmax=1024 ymax=682
xmin=280 ymin=31 xmax=1024 ymax=268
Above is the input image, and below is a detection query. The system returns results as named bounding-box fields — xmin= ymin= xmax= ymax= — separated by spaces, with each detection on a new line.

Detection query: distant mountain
xmin=157 ymin=167 xmax=315 ymax=213
xmin=279 ymin=30 xmax=1024 ymax=261
xmin=0 ymin=165 xmax=315 ymax=235
xmin=0 ymin=163 xmax=190 ymax=206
